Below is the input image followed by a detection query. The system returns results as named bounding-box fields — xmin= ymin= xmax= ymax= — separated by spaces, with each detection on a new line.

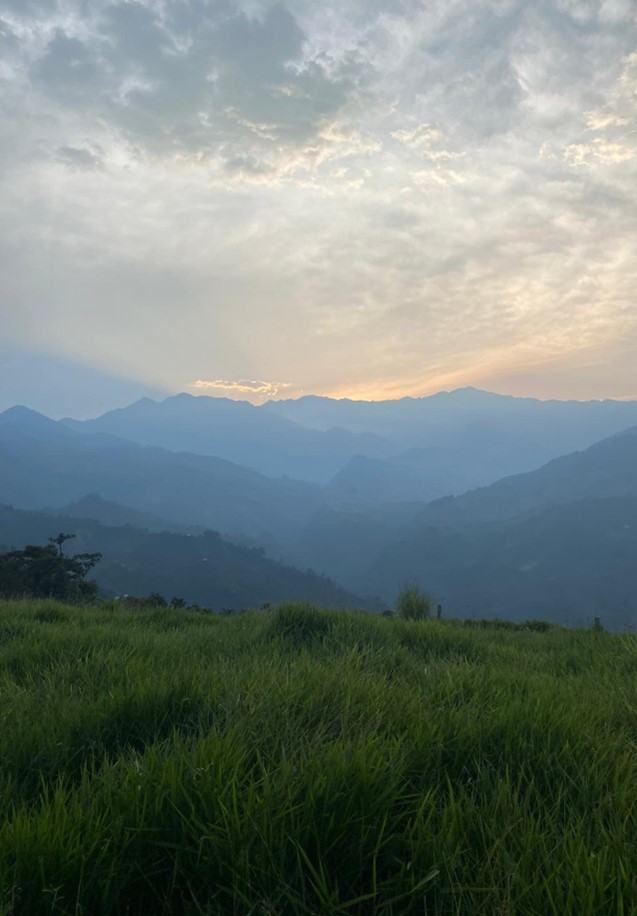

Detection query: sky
xmin=0 ymin=0 xmax=636 ymax=417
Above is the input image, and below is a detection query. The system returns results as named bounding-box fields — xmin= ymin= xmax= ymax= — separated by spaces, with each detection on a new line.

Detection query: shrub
xmin=395 ymin=583 xmax=431 ymax=620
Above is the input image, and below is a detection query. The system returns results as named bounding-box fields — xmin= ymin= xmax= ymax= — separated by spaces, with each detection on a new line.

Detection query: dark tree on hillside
xmin=0 ymin=541 xmax=102 ymax=601
xmin=50 ymin=532 xmax=76 ymax=556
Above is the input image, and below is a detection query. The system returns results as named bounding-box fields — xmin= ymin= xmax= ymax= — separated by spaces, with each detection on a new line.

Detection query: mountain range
xmin=300 ymin=427 xmax=637 ymax=627
xmin=63 ymin=388 xmax=637 ymax=495
xmin=0 ymin=406 xmax=320 ymax=538
xmin=2 ymin=388 xmax=637 ymax=626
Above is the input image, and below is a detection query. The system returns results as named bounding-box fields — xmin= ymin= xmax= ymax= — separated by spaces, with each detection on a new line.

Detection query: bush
xmin=395 ymin=583 xmax=432 ymax=620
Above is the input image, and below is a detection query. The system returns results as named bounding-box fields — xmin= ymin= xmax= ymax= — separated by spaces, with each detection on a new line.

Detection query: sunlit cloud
xmin=188 ymin=379 xmax=296 ymax=399
xmin=391 ymin=123 xmax=443 ymax=149
xmin=0 ymin=0 xmax=636 ymax=411
xmin=564 ymin=139 xmax=635 ymax=165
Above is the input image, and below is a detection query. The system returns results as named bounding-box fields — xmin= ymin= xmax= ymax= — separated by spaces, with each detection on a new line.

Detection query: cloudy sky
xmin=1 ymin=0 xmax=636 ymax=416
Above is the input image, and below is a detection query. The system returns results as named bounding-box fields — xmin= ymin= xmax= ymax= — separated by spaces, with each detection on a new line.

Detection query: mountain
xmin=0 ymin=504 xmax=371 ymax=610
xmin=281 ymin=502 xmax=424 ymax=595
xmin=0 ymin=406 xmax=322 ymax=539
xmin=60 ymin=388 xmax=637 ymax=503
xmin=45 ymin=494 xmax=204 ymax=535
xmin=267 ymin=388 xmax=637 ymax=486
xmin=325 ymin=453 xmax=473 ymax=506
xmin=418 ymin=423 xmax=637 ymax=527
xmin=364 ymin=497 xmax=637 ymax=629
xmin=354 ymin=426 xmax=637 ymax=627
xmin=63 ymin=393 xmax=393 ymax=484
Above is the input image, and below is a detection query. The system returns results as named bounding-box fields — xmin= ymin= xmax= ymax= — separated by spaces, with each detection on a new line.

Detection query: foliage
xmin=395 ymin=582 xmax=431 ymax=620
xmin=0 ymin=600 xmax=636 ymax=915
xmin=0 ymin=537 xmax=101 ymax=601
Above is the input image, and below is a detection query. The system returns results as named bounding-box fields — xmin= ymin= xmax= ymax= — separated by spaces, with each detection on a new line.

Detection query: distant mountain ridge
xmin=265 ymin=420 xmax=637 ymax=626
xmin=357 ymin=425 xmax=637 ymax=625
xmin=3 ymin=394 xmax=637 ymax=625
xmin=418 ymin=423 xmax=637 ymax=527
xmin=63 ymin=393 xmax=394 ymax=484
xmin=62 ymin=388 xmax=637 ymax=495
xmin=0 ymin=406 xmax=321 ymax=539
xmin=46 ymin=494 xmax=204 ymax=535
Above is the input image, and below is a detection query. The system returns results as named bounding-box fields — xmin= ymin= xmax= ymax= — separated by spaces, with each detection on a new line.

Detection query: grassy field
xmin=0 ymin=600 xmax=636 ymax=915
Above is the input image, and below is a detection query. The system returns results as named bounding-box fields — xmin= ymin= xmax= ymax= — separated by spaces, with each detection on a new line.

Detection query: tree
xmin=0 ymin=538 xmax=102 ymax=601
xmin=50 ymin=532 xmax=76 ymax=556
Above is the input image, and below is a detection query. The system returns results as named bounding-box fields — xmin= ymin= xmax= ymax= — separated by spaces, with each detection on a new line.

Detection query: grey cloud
xmin=223 ymin=153 xmax=275 ymax=176
xmin=22 ymin=1 xmax=353 ymax=159
xmin=0 ymin=16 xmax=17 ymax=53
xmin=56 ymin=145 xmax=103 ymax=169
xmin=0 ymin=0 xmax=54 ymax=12
xmin=210 ymin=5 xmax=305 ymax=80
xmin=1 ymin=0 xmax=636 ymax=404
xmin=32 ymin=31 xmax=102 ymax=101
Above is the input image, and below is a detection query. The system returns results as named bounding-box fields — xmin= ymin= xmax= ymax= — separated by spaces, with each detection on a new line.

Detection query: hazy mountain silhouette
xmin=0 ymin=504 xmax=369 ymax=610
xmin=63 ymin=393 xmax=393 ymax=484
xmin=267 ymin=388 xmax=637 ymax=487
xmin=355 ymin=426 xmax=637 ymax=626
xmin=325 ymin=453 xmax=473 ymax=505
xmin=4 ymin=395 xmax=637 ymax=625
xmin=282 ymin=502 xmax=424 ymax=595
xmin=47 ymin=494 xmax=204 ymax=535
xmin=364 ymin=497 xmax=637 ymax=628
xmin=0 ymin=406 xmax=321 ymax=538
xmin=417 ymin=423 xmax=637 ymax=527
xmin=60 ymin=388 xmax=637 ymax=500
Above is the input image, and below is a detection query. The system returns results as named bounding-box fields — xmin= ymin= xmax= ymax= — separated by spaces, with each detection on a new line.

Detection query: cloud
xmin=1 ymin=0 xmax=636 ymax=409
xmin=56 ymin=145 xmax=103 ymax=170
xmin=564 ymin=138 xmax=635 ymax=165
xmin=189 ymin=379 xmax=295 ymax=398
xmin=391 ymin=123 xmax=444 ymax=149
xmin=20 ymin=1 xmax=355 ymax=164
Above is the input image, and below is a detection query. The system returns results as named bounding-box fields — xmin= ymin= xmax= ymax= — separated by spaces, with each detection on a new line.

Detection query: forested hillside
xmin=0 ymin=505 xmax=369 ymax=610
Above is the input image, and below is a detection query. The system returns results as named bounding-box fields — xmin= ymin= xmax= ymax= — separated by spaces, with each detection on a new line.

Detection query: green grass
xmin=0 ymin=599 xmax=636 ymax=914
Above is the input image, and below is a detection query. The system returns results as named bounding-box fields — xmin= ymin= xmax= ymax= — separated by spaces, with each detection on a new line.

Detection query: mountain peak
xmin=0 ymin=405 xmax=58 ymax=427
xmin=0 ymin=405 xmax=78 ymax=441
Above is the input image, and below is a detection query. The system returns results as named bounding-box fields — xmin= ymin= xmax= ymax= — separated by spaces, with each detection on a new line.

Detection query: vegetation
xmin=394 ymin=582 xmax=431 ymax=620
xmin=0 ymin=535 xmax=101 ymax=601
xmin=0 ymin=599 xmax=636 ymax=914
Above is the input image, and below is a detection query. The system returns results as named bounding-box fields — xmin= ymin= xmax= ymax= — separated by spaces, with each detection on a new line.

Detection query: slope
xmin=0 ymin=504 xmax=370 ymax=610
xmin=0 ymin=406 xmax=322 ymax=539
xmin=63 ymin=393 xmax=393 ymax=483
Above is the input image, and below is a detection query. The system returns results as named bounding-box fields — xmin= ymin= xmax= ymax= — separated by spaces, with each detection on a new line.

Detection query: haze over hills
xmin=364 ymin=497 xmax=637 ymax=628
xmin=0 ymin=406 xmax=321 ymax=539
xmin=416 ymin=423 xmax=637 ymax=527
xmin=349 ymin=426 xmax=637 ymax=625
xmin=241 ymin=417 xmax=637 ymax=627
xmin=2 ymin=392 xmax=637 ymax=626
xmin=0 ymin=504 xmax=368 ymax=610
xmin=267 ymin=388 xmax=637 ymax=482
xmin=265 ymin=388 xmax=637 ymax=442
xmin=45 ymin=494 xmax=204 ymax=535
xmin=62 ymin=389 xmax=637 ymax=499
xmin=63 ymin=393 xmax=394 ymax=485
